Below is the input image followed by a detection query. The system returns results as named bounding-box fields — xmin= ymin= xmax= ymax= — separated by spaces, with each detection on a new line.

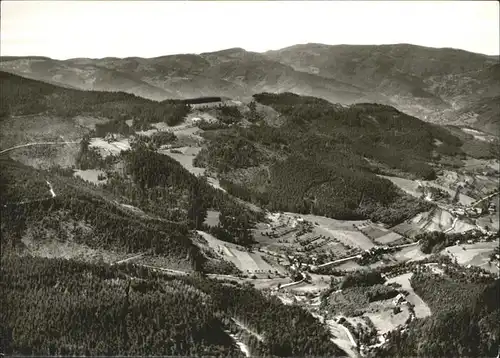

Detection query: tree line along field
xmin=196 ymin=231 xmax=285 ymax=277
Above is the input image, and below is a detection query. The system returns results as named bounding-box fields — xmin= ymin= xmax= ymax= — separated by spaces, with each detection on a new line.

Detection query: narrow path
xmin=46 ymin=181 xmax=56 ymax=198
xmin=225 ymin=330 xmax=250 ymax=357
xmin=0 ymin=141 xmax=80 ymax=155
xmin=232 ymin=318 xmax=264 ymax=342
xmin=443 ymin=216 xmax=458 ymax=233
xmin=317 ymin=254 xmax=363 ymax=268
xmin=340 ymin=324 xmax=358 ymax=348
xmin=112 ymin=253 xmax=145 ymax=266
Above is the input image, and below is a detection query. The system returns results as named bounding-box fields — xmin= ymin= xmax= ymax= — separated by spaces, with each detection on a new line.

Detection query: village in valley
xmin=2 ymin=95 xmax=499 ymax=358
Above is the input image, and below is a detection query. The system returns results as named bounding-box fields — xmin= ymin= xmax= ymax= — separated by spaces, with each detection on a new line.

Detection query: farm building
xmin=393 ymin=293 xmax=406 ymax=305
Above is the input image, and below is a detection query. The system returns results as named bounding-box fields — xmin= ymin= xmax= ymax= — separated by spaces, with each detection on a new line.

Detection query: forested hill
xmin=253 ymin=92 xmax=463 ymax=177
xmin=0 ymin=156 xmax=204 ymax=270
xmin=0 ymin=71 xmax=190 ymax=126
xmin=195 ymin=92 xmax=468 ymax=225
xmin=1 ymin=254 xmax=346 ymax=356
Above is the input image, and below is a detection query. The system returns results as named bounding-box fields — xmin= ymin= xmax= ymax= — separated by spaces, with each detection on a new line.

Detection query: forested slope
xmin=1 ymin=254 xmax=346 ymax=357
xmin=196 ymin=92 xmax=444 ymax=225
xmin=0 ymin=71 xmax=189 ymax=126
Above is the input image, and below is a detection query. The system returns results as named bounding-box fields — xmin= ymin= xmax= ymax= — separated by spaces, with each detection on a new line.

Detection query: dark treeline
xmin=1 ymin=254 xmax=345 ymax=357
xmin=180 ymin=96 xmax=222 ymax=104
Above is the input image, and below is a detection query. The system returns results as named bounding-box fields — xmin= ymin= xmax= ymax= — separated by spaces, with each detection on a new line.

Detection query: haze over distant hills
xmin=1 ymin=43 xmax=498 ymax=133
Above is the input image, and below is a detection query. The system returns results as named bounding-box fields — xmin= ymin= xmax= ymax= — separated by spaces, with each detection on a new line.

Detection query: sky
xmin=1 ymin=1 xmax=499 ymax=59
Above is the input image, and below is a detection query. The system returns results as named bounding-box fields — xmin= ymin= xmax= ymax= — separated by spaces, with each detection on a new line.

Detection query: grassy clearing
xmin=375 ymin=232 xmax=403 ymax=245
xmin=378 ymin=175 xmax=421 ymax=197
xmin=196 ymin=230 xmax=283 ymax=274
xmin=336 ymin=261 xmax=365 ymax=271
xmin=410 ymin=208 xmax=454 ymax=232
xmin=392 ymin=246 xmax=430 ymax=263
xmin=441 ymin=240 xmax=499 ymax=274
xmin=292 ymin=213 xmax=375 ymax=250
xmin=89 ymin=137 xmax=130 ymax=157
xmin=364 ymin=306 xmax=410 ymax=335
xmin=157 ymin=146 xmax=225 ymax=191
xmin=325 ymin=319 xmax=359 ymax=358
xmin=74 ymin=169 xmax=107 ymax=184
xmin=357 ymin=225 xmax=389 ymax=240
xmin=204 ymin=210 xmax=221 ymax=227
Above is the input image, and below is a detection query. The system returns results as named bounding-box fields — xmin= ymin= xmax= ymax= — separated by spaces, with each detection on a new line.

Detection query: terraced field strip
xmin=229 ymin=248 xmax=260 ymax=272
xmin=375 ymin=232 xmax=403 ymax=245
xmin=249 ymin=253 xmax=276 ymax=272
xmin=321 ymin=228 xmax=375 ymax=250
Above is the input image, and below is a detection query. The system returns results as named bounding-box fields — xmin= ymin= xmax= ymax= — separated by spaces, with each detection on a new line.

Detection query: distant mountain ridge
xmin=1 ymin=43 xmax=498 ymax=133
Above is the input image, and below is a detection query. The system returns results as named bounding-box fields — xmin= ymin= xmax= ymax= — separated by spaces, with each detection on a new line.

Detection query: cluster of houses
xmin=451 ymin=201 xmax=496 ymax=218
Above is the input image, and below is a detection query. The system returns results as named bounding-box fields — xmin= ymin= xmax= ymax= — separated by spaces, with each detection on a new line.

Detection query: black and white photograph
xmin=1 ymin=1 xmax=499 ymax=357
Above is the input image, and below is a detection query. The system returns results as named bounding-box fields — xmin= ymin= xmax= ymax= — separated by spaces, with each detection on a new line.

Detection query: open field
xmin=411 ymin=208 xmax=454 ymax=232
xmin=74 ymin=169 xmax=107 ymax=184
xmin=441 ymin=240 xmax=499 ymax=274
xmin=386 ymin=273 xmax=432 ymax=318
xmin=355 ymin=222 xmax=390 ymax=240
xmin=196 ymin=231 xmax=285 ymax=274
xmin=380 ymin=174 xmax=476 ymax=206
xmin=336 ymin=260 xmax=365 ymax=271
xmin=461 ymin=128 xmax=497 ymax=142
xmin=159 ymin=146 xmax=204 ymax=175
xmin=392 ymin=246 xmax=430 ymax=263
xmin=290 ymin=213 xmax=375 ymax=250
xmin=286 ymin=274 xmax=331 ymax=294
xmin=203 ymin=210 xmax=220 ymax=227
xmin=74 ymin=115 xmax=110 ymax=130
xmin=354 ymin=220 xmax=405 ymax=245
xmin=90 ymin=137 xmax=130 ymax=157
xmin=476 ymin=214 xmax=500 ymax=232
xmin=463 ymin=158 xmax=500 ymax=172
xmin=374 ymin=232 xmax=404 ymax=245
xmin=448 ymin=220 xmax=477 ymax=234
xmin=158 ymin=146 xmax=224 ymax=190
xmin=379 ymin=175 xmax=421 ymax=197
xmin=364 ymin=305 xmax=410 ymax=335
xmin=391 ymin=222 xmax=424 ymax=239
xmin=325 ymin=320 xmax=360 ymax=358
